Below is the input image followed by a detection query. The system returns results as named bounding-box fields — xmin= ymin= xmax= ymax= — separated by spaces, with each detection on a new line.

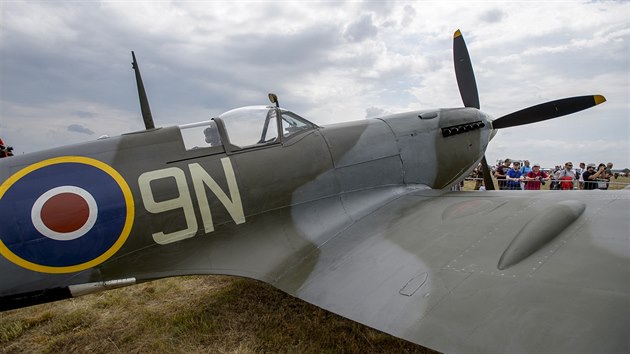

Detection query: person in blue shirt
xmin=506 ymin=161 xmax=524 ymax=190
xmin=519 ymin=160 xmax=532 ymax=189
xmin=520 ymin=160 xmax=532 ymax=175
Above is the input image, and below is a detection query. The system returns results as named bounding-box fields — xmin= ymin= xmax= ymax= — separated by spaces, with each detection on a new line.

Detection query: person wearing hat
xmin=505 ymin=161 xmax=524 ymax=190
xmin=524 ymin=163 xmax=549 ymax=190
xmin=582 ymin=163 xmax=606 ymax=190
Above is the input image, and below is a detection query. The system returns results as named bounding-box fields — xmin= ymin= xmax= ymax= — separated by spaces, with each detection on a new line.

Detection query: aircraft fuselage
xmin=0 ymin=106 xmax=491 ymax=308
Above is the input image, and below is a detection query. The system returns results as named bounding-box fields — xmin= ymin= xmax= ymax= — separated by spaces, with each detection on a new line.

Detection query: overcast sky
xmin=1 ymin=1 xmax=628 ymax=169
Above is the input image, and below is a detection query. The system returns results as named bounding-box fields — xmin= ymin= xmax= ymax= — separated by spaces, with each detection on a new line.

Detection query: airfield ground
xmin=1 ymin=276 xmax=436 ymax=353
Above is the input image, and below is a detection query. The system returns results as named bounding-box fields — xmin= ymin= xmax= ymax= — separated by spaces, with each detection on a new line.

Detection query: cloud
xmin=479 ymin=9 xmax=505 ymax=23
xmin=401 ymin=5 xmax=416 ymax=27
xmin=67 ymin=124 xmax=94 ymax=135
xmin=72 ymin=110 xmax=94 ymax=118
xmin=365 ymin=106 xmax=389 ymax=118
xmin=344 ymin=14 xmax=378 ymax=42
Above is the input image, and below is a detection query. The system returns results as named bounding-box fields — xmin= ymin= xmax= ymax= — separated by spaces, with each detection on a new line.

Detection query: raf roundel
xmin=0 ymin=156 xmax=134 ymax=273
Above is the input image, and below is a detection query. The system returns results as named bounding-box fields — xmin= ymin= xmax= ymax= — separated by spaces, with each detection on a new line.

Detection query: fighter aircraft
xmin=1 ymin=30 xmax=627 ymax=354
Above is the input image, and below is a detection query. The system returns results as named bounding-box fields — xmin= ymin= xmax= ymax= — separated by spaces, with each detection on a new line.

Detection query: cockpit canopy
xmin=179 ymin=105 xmax=317 ymax=151
xmin=219 ymin=105 xmax=315 ymax=147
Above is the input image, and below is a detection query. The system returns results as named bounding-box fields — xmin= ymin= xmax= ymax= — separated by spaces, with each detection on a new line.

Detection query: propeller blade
xmin=480 ymin=156 xmax=495 ymax=190
xmin=492 ymin=95 xmax=606 ymax=130
xmin=131 ymin=51 xmax=155 ymax=130
xmin=453 ymin=30 xmax=480 ymax=109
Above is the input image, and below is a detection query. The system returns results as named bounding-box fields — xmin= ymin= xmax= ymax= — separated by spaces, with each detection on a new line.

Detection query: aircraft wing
xmin=271 ymin=188 xmax=629 ymax=354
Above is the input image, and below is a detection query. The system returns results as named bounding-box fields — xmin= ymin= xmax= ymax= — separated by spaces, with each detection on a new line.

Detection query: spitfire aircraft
xmin=0 ymin=30 xmax=628 ymax=353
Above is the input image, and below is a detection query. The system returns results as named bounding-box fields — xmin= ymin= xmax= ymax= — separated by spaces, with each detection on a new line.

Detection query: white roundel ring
xmin=30 ymin=186 xmax=99 ymax=241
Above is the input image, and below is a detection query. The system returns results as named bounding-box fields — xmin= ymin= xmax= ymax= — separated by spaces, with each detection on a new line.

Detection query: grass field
xmin=2 ymin=177 xmax=628 ymax=353
xmin=1 ymin=276 xmax=437 ymax=353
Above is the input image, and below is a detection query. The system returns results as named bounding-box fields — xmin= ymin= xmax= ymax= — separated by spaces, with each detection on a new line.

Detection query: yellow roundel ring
xmin=0 ymin=156 xmax=134 ymax=273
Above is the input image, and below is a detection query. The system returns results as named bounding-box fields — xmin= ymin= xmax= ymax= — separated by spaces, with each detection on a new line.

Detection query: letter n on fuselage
xmin=189 ymin=157 xmax=245 ymax=233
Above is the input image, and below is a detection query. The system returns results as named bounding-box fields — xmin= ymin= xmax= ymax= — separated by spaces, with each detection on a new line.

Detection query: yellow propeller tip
xmin=594 ymin=95 xmax=606 ymax=105
xmin=454 ymin=29 xmax=462 ymax=38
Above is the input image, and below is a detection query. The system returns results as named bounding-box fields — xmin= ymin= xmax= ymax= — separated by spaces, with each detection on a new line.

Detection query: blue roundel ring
xmin=0 ymin=156 xmax=134 ymax=273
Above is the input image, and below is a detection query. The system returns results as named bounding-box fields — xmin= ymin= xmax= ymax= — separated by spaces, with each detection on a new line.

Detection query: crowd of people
xmin=470 ymin=159 xmax=620 ymax=191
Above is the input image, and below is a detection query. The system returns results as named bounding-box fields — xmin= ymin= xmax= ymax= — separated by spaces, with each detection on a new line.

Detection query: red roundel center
xmin=40 ymin=193 xmax=90 ymax=233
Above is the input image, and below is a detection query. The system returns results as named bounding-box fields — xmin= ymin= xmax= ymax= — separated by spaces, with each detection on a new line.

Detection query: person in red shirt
xmin=524 ymin=163 xmax=549 ymax=190
xmin=0 ymin=138 xmax=13 ymax=158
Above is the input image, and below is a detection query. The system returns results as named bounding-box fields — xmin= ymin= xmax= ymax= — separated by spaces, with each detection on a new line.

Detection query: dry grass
xmin=1 ymin=276 xmax=437 ymax=353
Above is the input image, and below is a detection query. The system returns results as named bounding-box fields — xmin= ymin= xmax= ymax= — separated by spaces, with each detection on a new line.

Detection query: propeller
xmin=492 ymin=95 xmax=606 ymax=129
xmin=453 ymin=30 xmax=493 ymax=188
xmin=480 ymin=156 xmax=495 ymax=190
xmin=452 ymin=29 xmax=606 ymax=191
xmin=453 ymin=30 xmax=480 ymax=109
